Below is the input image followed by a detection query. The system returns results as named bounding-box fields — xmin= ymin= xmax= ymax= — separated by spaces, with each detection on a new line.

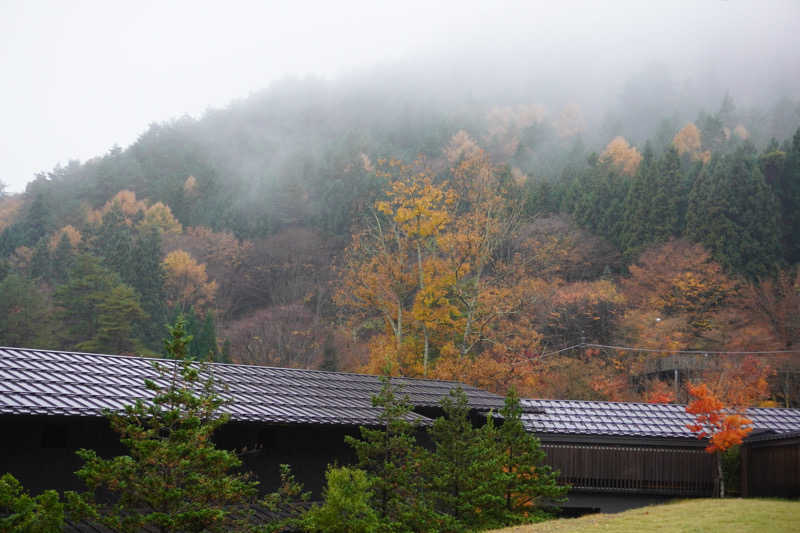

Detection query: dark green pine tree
xmin=51 ymin=233 xmax=75 ymax=285
xmin=94 ymin=203 xmax=135 ymax=283
xmin=72 ymin=317 xmax=259 ymax=532
xmin=78 ymin=284 xmax=148 ymax=355
xmin=29 ymin=238 xmax=51 ymax=280
xmin=649 ymin=146 xmax=683 ymax=239
xmin=345 ymin=376 xmax=437 ymax=532
xmin=23 ymin=193 xmax=53 ymax=246
xmin=427 ymin=389 xmax=505 ymax=531
xmin=569 ymin=161 xmax=630 ymax=248
xmin=129 ymin=227 xmax=167 ymax=350
xmin=493 ymin=389 xmax=567 ymax=519
xmin=0 ymin=223 xmax=25 ymax=258
xmin=54 ymin=254 xmax=122 ymax=350
xmin=686 ymin=147 xmax=782 ymax=279
xmin=773 ymin=128 xmax=800 ymax=264
xmin=621 ymin=145 xmax=684 ymax=259
xmin=0 ymin=273 xmax=53 ymax=348
xmin=620 ymin=144 xmax=656 ymax=257
xmin=191 ymin=311 xmax=219 ymax=361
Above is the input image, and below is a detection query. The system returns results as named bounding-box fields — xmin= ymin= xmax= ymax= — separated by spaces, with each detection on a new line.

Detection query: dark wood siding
xmin=742 ymin=437 xmax=800 ymax=498
xmin=542 ymin=444 xmax=714 ymax=496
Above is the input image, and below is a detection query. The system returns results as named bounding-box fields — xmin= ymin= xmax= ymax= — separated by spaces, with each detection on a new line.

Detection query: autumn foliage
xmin=600 ymin=136 xmax=642 ymax=176
xmin=686 ymin=383 xmax=753 ymax=453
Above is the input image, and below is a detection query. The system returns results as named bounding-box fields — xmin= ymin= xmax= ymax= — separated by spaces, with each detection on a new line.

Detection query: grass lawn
xmin=492 ymin=499 xmax=800 ymax=533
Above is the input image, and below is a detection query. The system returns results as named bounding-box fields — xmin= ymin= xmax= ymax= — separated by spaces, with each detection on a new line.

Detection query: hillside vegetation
xmin=0 ymin=79 xmax=799 ymax=405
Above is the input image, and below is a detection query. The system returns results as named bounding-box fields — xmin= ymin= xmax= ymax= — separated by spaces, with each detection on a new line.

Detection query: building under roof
xmin=0 ymin=346 xmax=507 ymax=500
xmin=2 ymin=346 xmax=799 ymax=513
xmin=520 ymin=398 xmax=800 ymax=511
xmin=521 ymin=398 xmax=800 ymax=442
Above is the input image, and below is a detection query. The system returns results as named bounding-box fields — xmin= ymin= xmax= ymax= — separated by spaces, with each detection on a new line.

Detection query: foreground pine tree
xmin=344 ymin=375 xmax=437 ymax=532
xmin=72 ymin=317 xmax=258 ymax=533
xmin=493 ymin=389 xmax=568 ymax=519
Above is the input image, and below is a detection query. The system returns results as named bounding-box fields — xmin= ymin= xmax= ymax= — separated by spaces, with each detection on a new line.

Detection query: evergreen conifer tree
xmin=686 ymin=148 xmax=782 ymax=279
xmin=427 ymin=389 xmax=505 ymax=531
xmin=51 ymin=233 xmax=75 ymax=284
xmin=130 ymin=227 xmax=167 ymax=349
xmin=493 ymin=389 xmax=567 ymax=518
xmin=78 ymin=284 xmax=148 ymax=355
xmin=775 ymin=128 xmax=800 ymax=263
xmin=72 ymin=317 xmax=259 ymax=532
xmin=345 ymin=375 xmax=436 ymax=532
xmin=29 ymin=238 xmax=51 ymax=280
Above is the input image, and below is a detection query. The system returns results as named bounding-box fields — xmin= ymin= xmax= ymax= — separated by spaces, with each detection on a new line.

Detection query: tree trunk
xmin=717 ymin=452 xmax=725 ymax=498
xmin=416 ymin=242 xmax=430 ymax=376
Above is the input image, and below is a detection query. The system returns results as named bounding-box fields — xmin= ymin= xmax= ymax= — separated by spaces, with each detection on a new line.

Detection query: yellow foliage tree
xmin=673 ymin=123 xmax=710 ymax=163
xmin=183 ymin=175 xmax=198 ymax=197
xmin=139 ymin=202 xmax=182 ymax=235
xmin=87 ymin=190 xmax=147 ymax=225
xmin=48 ymin=225 xmax=82 ymax=251
xmin=162 ymin=250 xmax=217 ymax=312
xmin=600 ymin=136 xmax=642 ymax=176
xmin=338 ymin=139 xmax=546 ymax=389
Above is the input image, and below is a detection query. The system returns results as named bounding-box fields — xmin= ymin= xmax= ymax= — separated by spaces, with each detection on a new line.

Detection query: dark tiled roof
xmin=522 ymin=398 xmax=800 ymax=440
xmin=744 ymin=429 xmax=800 ymax=443
xmin=0 ymin=347 xmax=505 ymax=426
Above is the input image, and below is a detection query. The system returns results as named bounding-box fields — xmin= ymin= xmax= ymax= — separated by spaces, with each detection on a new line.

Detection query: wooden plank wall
xmin=542 ymin=444 xmax=715 ymax=496
xmin=742 ymin=438 xmax=800 ymax=498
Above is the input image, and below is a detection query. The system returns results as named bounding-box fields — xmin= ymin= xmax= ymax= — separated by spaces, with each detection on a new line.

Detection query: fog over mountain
xmin=1 ymin=0 xmax=798 ymax=193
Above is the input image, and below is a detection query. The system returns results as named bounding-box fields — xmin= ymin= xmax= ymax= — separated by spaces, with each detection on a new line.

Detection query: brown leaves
xmin=622 ymin=240 xmax=735 ymax=347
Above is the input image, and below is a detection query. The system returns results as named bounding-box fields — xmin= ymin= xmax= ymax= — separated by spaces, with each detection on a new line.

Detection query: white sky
xmin=1 ymin=0 xmax=798 ymax=192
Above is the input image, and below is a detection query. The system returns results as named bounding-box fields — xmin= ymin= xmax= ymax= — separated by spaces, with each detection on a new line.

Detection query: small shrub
xmin=302 ymin=466 xmax=380 ymax=533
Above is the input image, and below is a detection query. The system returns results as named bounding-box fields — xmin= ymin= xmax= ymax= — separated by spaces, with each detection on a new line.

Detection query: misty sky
xmin=2 ymin=0 xmax=799 ymax=193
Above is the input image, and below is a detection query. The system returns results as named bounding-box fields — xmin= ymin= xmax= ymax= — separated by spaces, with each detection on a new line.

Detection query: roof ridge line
xmin=0 ymin=347 xmax=487 ymax=388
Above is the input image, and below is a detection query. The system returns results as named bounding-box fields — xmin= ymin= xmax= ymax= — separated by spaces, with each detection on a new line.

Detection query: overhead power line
xmin=534 ymin=342 xmax=800 ymax=361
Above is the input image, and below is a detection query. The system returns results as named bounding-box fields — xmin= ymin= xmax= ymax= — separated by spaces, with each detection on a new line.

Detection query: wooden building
xmin=0 ymin=346 xmax=505 ymax=498
xmin=3 ymin=346 xmax=800 ymax=517
xmin=522 ymin=399 xmax=800 ymax=512
xmin=741 ymin=430 xmax=800 ymax=498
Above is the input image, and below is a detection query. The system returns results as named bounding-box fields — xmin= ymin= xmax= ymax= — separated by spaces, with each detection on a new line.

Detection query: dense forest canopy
xmin=1 ymin=63 xmax=799 ymax=407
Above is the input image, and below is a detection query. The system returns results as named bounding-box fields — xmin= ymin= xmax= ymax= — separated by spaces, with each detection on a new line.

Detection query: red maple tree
xmin=686 ymin=383 xmax=753 ymax=497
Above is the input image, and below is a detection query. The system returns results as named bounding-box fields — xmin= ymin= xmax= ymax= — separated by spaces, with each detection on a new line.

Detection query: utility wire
xmin=531 ymin=342 xmax=800 ymax=362
xmin=583 ymin=343 xmax=800 ymax=356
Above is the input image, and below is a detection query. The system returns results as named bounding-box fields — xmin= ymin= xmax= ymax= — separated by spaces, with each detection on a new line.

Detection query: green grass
xmin=492 ymin=499 xmax=800 ymax=533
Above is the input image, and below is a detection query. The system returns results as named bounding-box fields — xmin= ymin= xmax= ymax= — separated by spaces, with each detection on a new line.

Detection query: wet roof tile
xmin=521 ymin=398 xmax=800 ymax=439
xmin=0 ymin=347 xmax=505 ymax=426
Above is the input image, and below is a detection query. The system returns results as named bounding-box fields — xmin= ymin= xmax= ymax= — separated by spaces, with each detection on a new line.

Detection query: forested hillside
xmin=1 ymin=77 xmax=799 ymax=406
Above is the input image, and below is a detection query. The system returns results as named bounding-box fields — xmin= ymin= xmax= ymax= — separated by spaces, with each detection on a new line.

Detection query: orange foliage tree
xmin=600 ymin=136 xmax=642 ymax=176
xmin=48 ymin=225 xmax=83 ymax=251
xmin=621 ymin=240 xmax=736 ymax=351
xmin=686 ymin=383 xmax=753 ymax=497
xmin=337 ymin=141 xmax=544 ymax=393
xmin=335 ymin=158 xmax=441 ymax=376
xmin=673 ymin=122 xmax=711 ymax=164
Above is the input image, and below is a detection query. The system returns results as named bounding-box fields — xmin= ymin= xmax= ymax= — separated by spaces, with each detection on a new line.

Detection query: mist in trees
xmin=0 ymin=2 xmax=799 ymax=406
